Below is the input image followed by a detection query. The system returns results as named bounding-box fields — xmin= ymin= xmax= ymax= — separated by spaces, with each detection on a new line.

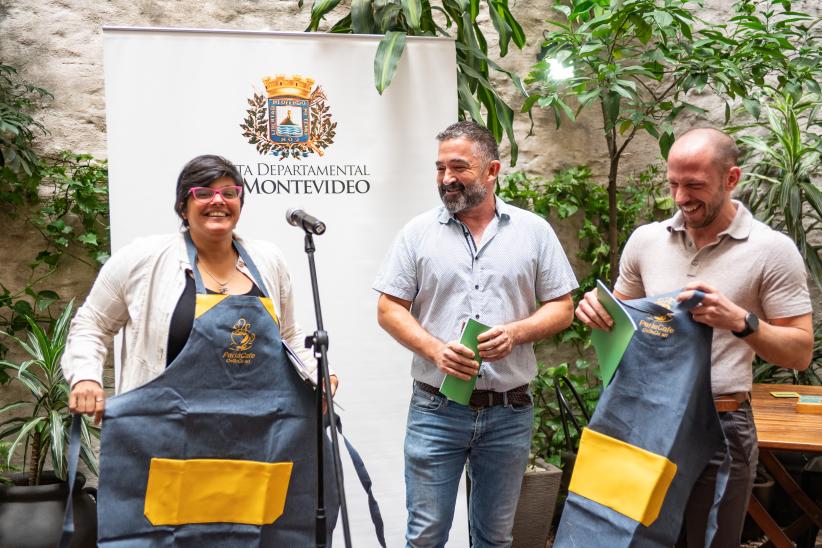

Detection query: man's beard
xmin=439 ymin=179 xmax=488 ymax=214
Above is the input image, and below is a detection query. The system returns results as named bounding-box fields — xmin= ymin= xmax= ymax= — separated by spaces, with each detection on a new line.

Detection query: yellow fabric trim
xmin=568 ymin=427 xmax=677 ymax=526
xmin=144 ymin=458 xmax=293 ymax=526
xmin=194 ymin=294 xmax=229 ymax=319
xmin=259 ymin=297 xmax=279 ymax=326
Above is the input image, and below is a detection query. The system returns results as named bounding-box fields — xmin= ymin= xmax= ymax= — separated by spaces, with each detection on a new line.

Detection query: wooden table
xmin=748 ymin=383 xmax=822 ymax=547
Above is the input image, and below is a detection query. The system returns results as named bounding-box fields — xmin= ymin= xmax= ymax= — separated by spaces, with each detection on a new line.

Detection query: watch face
xmin=746 ymin=312 xmax=759 ymax=332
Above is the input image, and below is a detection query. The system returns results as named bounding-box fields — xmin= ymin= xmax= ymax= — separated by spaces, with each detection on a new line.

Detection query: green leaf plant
xmin=302 ymin=0 xmax=528 ymax=165
xmin=0 ymin=61 xmax=109 ymax=359
xmin=525 ymin=0 xmax=819 ymax=281
xmin=0 ymin=300 xmax=100 ymax=485
xmin=0 ymin=63 xmax=51 ymax=204
xmin=732 ymin=89 xmax=822 ymax=290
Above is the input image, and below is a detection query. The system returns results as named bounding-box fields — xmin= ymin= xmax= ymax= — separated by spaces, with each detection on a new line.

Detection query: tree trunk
xmin=607 ymin=157 xmax=620 ymax=284
xmin=603 ymin=129 xmax=620 ymax=284
xmin=28 ymin=430 xmax=41 ymax=486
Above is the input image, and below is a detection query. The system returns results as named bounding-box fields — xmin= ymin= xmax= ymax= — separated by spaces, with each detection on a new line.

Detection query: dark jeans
xmin=679 ymin=401 xmax=759 ymax=547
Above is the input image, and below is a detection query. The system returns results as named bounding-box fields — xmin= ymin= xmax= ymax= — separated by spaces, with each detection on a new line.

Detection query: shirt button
xmin=475 ymin=314 xmax=480 ymax=319
xmin=475 ymin=285 xmax=479 ymax=290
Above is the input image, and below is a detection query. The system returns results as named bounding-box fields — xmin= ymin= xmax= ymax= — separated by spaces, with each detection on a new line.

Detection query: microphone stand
xmin=300 ymin=230 xmax=352 ymax=548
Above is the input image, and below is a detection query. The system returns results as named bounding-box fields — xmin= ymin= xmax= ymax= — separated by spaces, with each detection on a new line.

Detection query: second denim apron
xmin=555 ymin=290 xmax=730 ymax=547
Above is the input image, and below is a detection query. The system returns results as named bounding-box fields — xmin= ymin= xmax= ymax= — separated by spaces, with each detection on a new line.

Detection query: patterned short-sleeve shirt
xmin=374 ymin=197 xmax=578 ymax=391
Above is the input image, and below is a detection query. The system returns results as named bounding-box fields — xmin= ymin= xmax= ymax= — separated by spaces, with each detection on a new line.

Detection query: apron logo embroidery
xmin=224 ymin=318 xmax=257 ymax=365
xmin=639 ymin=297 xmax=676 ymax=338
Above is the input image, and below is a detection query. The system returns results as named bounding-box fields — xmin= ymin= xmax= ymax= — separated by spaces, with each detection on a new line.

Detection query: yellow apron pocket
xmin=144 ymin=458 xmax=293 ymax=526
xmin=568 ymin=427 xmax=677 ymax=526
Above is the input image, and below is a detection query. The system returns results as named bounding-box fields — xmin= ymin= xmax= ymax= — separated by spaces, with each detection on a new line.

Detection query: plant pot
xmin=512 ymin=459 xmax=562 ymax=548
xmin=0 ymin=471 xmax=97 ymax=548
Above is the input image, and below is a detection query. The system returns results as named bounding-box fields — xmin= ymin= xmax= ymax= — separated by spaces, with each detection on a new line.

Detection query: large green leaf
xmin=49 ymin=410 xmax=65 ymax=479
xmin=486 ymin=0 xmax=512 ymax=57
xmin=374 ymin=31 xmax=407 ymax=94
xmin=400 ymin=0 xmax=422 ymax=30
xmin=307 ymin=0 xmax=343 ymax=31
xmin=457 ymin=73 xmax=484 ymax=123
xmin=352 ymin=0 xmax=375 ymax=33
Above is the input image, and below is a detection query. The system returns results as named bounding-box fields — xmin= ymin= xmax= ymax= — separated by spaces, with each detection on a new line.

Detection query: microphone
xmin=286 ymin=208 xmax=327 ymax=235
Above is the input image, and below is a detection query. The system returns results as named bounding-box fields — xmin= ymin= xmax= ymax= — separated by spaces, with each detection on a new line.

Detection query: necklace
xmin=198 ymin=259 xmax=234 ymax=295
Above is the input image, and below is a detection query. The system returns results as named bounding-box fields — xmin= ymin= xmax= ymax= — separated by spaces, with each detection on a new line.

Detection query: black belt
xmin=415 ymin=381 xmax=531 ymax=409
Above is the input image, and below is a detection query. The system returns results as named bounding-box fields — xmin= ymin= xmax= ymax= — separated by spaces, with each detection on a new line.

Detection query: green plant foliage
xmin=302 ymin=0 xmax=527 ymax=164
xmin=0 ymin=63 xmax=51 ymax=205
xmin=0 ymin=152 xmax=108 ymax=358
xmin=31 ymin=152 xmax=110 ymax=268
xmin=0 ymin=301 xmax=100 ymax=485
xmin=525 ymin=0 xmax=818 ymax=278
xmin=732 ymin=89 xmax=822 ymax=290
xmin=498 ymin=164 xmax=673 ymax=344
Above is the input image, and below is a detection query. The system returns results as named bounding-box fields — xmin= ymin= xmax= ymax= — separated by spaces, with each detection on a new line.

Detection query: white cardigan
xmin=62 ymin=232 xmax=317 ymax=394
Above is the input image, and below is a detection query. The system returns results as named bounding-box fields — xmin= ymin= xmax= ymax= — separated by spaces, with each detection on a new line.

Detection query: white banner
xmin=103 ymin=28 xmax=462 ymax=545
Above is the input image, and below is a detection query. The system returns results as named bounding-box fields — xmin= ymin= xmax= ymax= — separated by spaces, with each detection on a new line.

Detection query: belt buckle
xmin=468 ymin=391 xmax=494 ymax=411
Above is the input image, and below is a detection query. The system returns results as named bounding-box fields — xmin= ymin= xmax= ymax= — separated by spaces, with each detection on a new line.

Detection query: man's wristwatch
xmin=732 ymin=312 xmax=759 ymax=338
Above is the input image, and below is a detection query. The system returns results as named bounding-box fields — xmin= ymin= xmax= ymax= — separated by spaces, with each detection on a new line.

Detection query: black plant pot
xmin=0 ymin=471 xmax=97 ymax=548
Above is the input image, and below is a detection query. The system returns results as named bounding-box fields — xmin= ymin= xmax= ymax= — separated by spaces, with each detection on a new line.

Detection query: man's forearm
xmin=746 ymin=314 xmax=813 ymax=371
xmin=508 ymin=294 xmax=575 ymax=346
xmin=377 ymin=294 xmax=443 ymax=363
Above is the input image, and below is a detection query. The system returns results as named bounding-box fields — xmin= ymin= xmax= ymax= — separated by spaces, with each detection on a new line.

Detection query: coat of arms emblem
xmin=241 ymin=74 xmax=336 ymax=160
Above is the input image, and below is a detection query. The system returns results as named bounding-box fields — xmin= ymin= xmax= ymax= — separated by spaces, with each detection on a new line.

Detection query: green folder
xmin=590 ymin=279 xmax=637 ymax=386
xmin=439 ymin=318 xmax=491 ymax=405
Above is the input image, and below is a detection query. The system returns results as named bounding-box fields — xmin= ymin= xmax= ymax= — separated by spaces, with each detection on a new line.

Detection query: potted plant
xmin=0 ymin=300 xmax=98 ymax=547
xmin=511 ymin=361 xmax=600 ymax=548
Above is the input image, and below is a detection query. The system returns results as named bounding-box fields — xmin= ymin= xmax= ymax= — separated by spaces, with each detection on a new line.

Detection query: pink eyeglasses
xmin=188 ymin=186 xmax=243 ymax=203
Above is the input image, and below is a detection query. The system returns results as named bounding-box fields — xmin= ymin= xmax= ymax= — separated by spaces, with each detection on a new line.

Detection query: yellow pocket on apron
xmin=144 ymin=458 xmax=293 ymax=525
xmin=568 ymin=427 xmax=677 ymax=526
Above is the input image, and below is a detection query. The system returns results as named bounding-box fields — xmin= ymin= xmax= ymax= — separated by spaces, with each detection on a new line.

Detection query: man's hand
xmin=477 ymin=324 xmax=516 ymax=361
xmin=69 ymin=380 xmax=105 ymax=425
xmin=676 ymin=281 xmax=747 ymax=332
xmin=575 ymin=289 xmax=614 ymax=331
xmin=434 ymin=340 xmax=480 ymax=380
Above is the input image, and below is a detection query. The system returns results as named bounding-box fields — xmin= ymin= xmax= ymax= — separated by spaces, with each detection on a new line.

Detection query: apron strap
xmin=703 ymin=433 xmax=732 ymax=546
xmin=329 ymin=416 xmax=387 ymax=547
xmin=184 ymin=231 xmax=208 ymax=294
xmin=59 ymin=415 xmax=83 ymax=548
xmin=183 ymin=231 xmax=269 ymax=297
xmin=234 ymin=239 xmax=269 ymax=298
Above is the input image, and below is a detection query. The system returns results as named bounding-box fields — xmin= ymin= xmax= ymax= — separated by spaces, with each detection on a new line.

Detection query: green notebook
xmin=439 ymin=318 xmax=491 ymax=405
xmin=590 ymin=279 xmax=637 ymax=386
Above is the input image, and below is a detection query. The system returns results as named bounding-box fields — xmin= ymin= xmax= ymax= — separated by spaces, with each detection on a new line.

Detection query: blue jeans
xmin=405 ymin=382 xmax=533 ymax=548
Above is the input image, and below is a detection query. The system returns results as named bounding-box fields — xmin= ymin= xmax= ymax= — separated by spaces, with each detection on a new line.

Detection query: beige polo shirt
xmin=615 ymin=201 xmax=811 ymax=395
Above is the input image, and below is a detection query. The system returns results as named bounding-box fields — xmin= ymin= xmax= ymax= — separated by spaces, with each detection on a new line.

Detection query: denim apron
xmin=555 ymin=291 xmax=730 ymax=547
xmin=92 ymin=234 xmax=339 ymax=546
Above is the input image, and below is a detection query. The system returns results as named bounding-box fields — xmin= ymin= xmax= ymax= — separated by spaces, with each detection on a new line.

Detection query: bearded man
xmin=374 ymin=121 xmax=577 ymax=547
xmin=576 ymin=127 xmax=813 ymax=546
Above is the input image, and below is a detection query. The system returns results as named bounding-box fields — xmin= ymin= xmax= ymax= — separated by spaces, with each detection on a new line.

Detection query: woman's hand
xmin=69 ymin=380 xmax=105 ymax=425
xmin=323 ymin=374 xmax=339 ymax=415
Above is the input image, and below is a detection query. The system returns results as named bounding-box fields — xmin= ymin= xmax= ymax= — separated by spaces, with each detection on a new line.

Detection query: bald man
xmin=576 ymin=128 xmax=813 ymax=546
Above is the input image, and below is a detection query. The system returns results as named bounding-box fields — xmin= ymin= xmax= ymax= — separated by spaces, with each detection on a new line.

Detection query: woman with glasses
xmin=63 ymin=153 xmax=336 ymax=413
xmin=60 ymin=154 xmax=341 ymax=543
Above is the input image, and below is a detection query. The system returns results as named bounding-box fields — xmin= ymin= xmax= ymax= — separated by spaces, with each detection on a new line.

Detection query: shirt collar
xmin=437 ymin=195 xmax=512 ymax=224
xmin=665 ymin=199 xmax=752 ymax=240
